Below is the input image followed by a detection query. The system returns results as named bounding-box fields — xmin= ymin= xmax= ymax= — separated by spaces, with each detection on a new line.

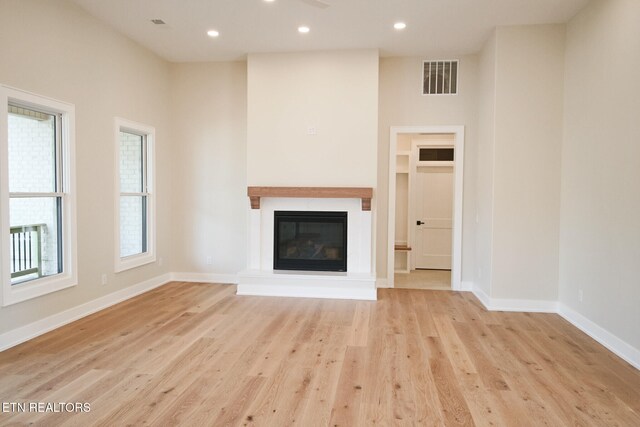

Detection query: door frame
xmin=387 ymin=126 xmax=465 ymax=290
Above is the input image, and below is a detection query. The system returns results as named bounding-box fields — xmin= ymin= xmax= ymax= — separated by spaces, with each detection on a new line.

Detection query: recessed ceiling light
xmin=207 ymin=29 xmax=219 ymax=37
xmin=264 ymin=0 xmax=275 ymax=2
xmin=394 ymin=22 xmax=407 ymax=30
xmin=298 ymin=26 xmax=310 ymax=34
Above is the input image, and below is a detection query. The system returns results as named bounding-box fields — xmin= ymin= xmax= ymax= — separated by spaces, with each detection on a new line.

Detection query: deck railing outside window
xmin=9 ymin=224 xmax=44 ymax=281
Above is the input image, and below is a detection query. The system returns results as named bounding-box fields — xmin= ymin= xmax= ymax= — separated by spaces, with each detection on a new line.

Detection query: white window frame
xmin=114 ymin=117 xmax=156 ymax=272
xmin=0 ymin=85 xmax=78 ymax=306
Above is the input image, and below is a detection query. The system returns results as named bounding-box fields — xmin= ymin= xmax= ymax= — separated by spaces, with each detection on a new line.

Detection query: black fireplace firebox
xmin=274 ymin=211 xmax=347 ymax=272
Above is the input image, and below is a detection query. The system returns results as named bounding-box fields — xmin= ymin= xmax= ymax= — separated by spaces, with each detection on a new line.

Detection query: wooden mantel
xmin=248 ymin=186 xmax=373 ymax=211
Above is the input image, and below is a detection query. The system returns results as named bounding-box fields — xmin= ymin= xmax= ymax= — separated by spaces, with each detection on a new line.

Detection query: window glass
xmin=7 ymin=105 xmax=63 ymax=285
xmin=8 ymin=108 xmax=57 ymax=193
xmin=119 ymin=195 xmax=146 ymax=258
xmin=116 ymin=119 xmax=154 ymax=268
xmin=119 ymin=131 xmax=144 ymax=193
xmin=9 ymin=197 xmax=62 ymax=284
xmin=419 ymin=148 xmax=455 ymax=162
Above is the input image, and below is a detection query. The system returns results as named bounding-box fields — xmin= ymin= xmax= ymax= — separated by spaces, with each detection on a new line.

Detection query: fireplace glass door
xmin=274 ymin=211 xmax=347 ymax=272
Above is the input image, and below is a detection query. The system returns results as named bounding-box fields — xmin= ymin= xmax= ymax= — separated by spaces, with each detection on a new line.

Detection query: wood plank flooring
xmin=395 ymin=270 xmax=452 ymax=290
xmin=0 ymin=282 xmax=639 ymax=426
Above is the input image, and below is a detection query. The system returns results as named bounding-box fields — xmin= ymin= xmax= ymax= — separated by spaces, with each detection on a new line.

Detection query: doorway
xmin=387 ymin=126 xmax=464 ymax=290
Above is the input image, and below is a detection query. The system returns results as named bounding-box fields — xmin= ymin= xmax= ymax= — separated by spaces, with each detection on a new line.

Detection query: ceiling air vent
xmin=150 ymin=19 xmax=166 ymax=25
xmin=423 ymin=60 xmax=458 ymax=95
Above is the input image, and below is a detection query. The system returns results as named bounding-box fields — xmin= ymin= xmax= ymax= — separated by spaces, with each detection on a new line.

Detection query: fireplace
xmin=238 ymin=187 xmax=375 ymax=300
xmin=273 ymin=211 xmax=347 ymax=272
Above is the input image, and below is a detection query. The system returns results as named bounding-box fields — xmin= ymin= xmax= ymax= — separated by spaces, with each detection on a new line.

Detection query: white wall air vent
xmin=423 ymin=60 xmax=458 ymax=95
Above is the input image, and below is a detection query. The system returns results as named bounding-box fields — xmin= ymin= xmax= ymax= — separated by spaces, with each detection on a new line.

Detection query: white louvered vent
xmin=423 ymin=60 xmax=458 ymax=95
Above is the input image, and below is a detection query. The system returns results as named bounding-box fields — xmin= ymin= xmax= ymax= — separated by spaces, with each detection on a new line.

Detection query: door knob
xmin=416 ymin=220 xmax=425 ymax=225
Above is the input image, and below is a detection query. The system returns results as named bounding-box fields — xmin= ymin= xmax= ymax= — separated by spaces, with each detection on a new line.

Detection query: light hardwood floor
xmin=1 ymin=282 xmax=639 ymax=426
xmin=395 ymin=269 xmax=452 ymax=290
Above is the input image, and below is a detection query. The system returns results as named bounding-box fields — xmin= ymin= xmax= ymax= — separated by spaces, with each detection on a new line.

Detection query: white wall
xmin=169 ymin=62 xmax=247 ymax=275
xmin=378 ymin=55 xmax=479 ymax=282
xmin=0 ymin=0 xmax=172 ymax=333
xmin=394 ymin=174 xmax=408 ymax=244
xmin=247 ymin=50 xmax=379 ymax=187
xmin=394 ymin=134 xmax=411 ymax=245
xmin=490 ymin=25 xmax=565 ymax=301
xmin=170 ymin=52 xmax=379 ymax=276
xmin=474 ymin=31 xmax=497 ymax=296
xmin=560 ymin=0 xmax=640 ymax=350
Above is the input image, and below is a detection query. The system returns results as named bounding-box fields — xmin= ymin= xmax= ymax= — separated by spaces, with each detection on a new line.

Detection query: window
xmin=0 ymin=85 xmax=77 ymax=306
xmin=419 ymin=148 xmax=455 ymax=162
xmin=114 ymin=118 xmax=155 ymax=272
xmin=423 ymin=60 xmax=458 ymax=95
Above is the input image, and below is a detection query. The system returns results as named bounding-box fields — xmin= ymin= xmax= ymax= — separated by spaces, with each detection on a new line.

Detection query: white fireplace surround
xmin=237 ymin=196 xmax=377 ymax=300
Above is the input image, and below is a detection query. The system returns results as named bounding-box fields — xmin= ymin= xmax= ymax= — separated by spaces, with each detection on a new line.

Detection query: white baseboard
xmin=376 ymin=278 xmax=391 ymax=288
xmin=471 ymin=283 xmax=558 ymax=313
xmin=471 ymin=283 xmax=492 ymax=308
xmin=0 ymin=273 xmax=172 ymax=352
xmin=460 ymin=281 xmax=473 ymax=291
xmin=467 ymin=282 xmax=639 ymax=371
xmin=557 ymin=303 xmax=640 ymax=371
xmin=171 ymin=272 xmax=237 ymax=284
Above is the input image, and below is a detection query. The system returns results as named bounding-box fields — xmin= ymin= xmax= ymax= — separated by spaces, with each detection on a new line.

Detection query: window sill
xmin=115 ymin=252 xmax=156 ymax=273
xmin=2 ymin=273 xmax=77 ymax=306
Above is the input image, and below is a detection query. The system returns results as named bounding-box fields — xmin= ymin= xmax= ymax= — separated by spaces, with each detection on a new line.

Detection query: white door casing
xmin=387 ymin=126 xmax=464 ymax=290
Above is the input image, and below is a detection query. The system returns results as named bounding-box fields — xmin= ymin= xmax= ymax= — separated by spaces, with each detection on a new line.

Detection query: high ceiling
xmin=71 ymin=0 xmax=589 ymax=62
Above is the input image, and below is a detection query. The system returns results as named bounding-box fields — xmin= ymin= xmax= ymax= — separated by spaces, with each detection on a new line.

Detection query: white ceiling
xmin=71 ymin=0 xmax=589 ymax=63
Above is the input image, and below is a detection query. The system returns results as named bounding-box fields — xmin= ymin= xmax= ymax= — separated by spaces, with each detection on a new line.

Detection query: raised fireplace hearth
xmin=274 ymin=211 xmax=347 ymax=272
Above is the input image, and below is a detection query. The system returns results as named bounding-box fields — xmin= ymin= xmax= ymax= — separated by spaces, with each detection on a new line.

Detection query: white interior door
xmin=414 ymin=166 xmax=453 ymax=269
